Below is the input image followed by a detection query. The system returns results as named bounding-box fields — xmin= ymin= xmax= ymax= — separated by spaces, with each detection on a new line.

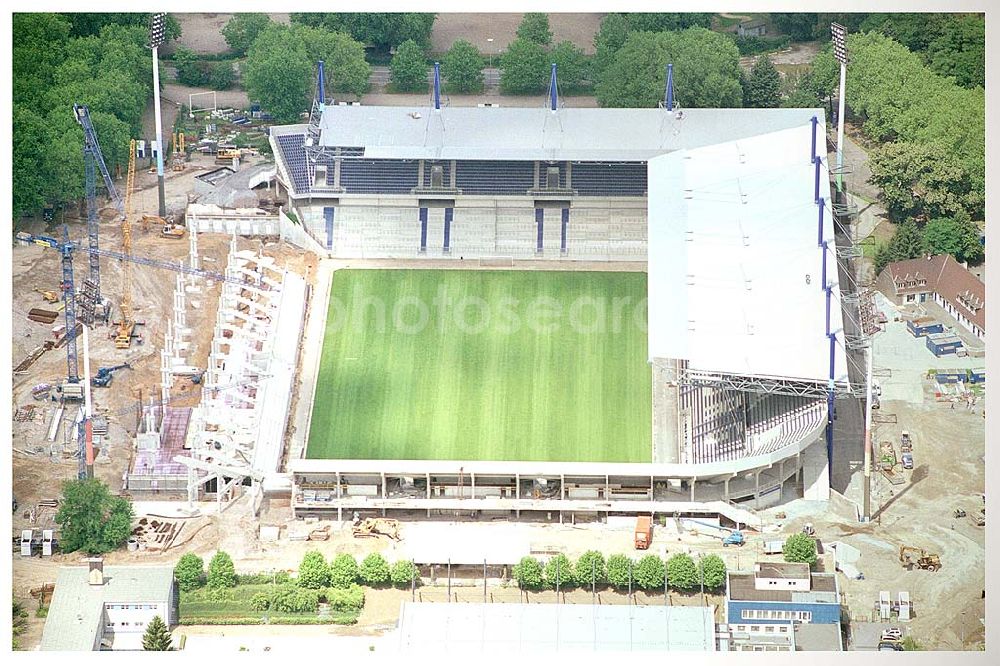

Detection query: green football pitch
xmin=306 ymin=269 xmax=651 ymax=463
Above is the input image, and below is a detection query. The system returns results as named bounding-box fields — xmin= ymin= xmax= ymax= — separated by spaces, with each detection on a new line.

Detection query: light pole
xmin=487 ymin=38 xmax=494 ymax=70
xmin=830 ymin=22 xmax=849 ymax=194
xmin=148 ymin=13 xmax=168 ymax=218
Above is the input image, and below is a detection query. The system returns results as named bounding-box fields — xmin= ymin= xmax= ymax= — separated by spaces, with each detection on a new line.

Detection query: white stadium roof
xmin=316 ymin=105 xmax=821 ymax=161
xmin=646 ymin=121 xmax=849 ymax=385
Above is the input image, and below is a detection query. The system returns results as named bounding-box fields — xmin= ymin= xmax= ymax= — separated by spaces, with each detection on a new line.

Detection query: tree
xmin=573 ymin=551 xmax=607 ymax=588
xmin=698 ymin=554 xmax=727 ymax=590
xmin=390 ymin=560 xmax=419 ymax=588
xmin=389 ymin=39 xmax=429 ymax=93
xmin=666 ymin=553 xmax=698 ymax=590
xmin=875 ymin=221 xmax=927 ymax=275
xmin=592 ymin=13 xmax=631 ymax=79
xmin=210 ymin=62 xmax=235 ymax=90
xmin=243 ymin=24 xmax=312 ymax=123
xmin=141 ymin=615 xmax=172 ymax=651
xmin=54 ymin=479 xmax=133 ymax=554
xmin=635 ymin=555 xmax=666 ymax=590
xmin=543 ymin=554 xmax=573 ymax=589
xmin=290 ymin=24 xmax=371 ymax=98
xmin=596 ymin=28 xmax=743 ymax=108
xmin=207 ymin=551 xmax=237 ymax=588
xmin=173 ymin=553 xmax=205 ymax=592
xmin=549 ymin=41 xmax=589 ymax=92
xmin=297 ymin=551 xmax=331 ymax=589
xmin=513 ymin=556 xmax=545 ymax=590
xmin=329 ymin=553 xmax=359 ymax=589
xmin=606 ymin=554 xmax=634 ymax=589
xmin=782 ymin=533 xmax=818 ymax=566
xmin=922 ymin=211 xmax=984 ymax=266
xmin=291 ymin=13 xmax=436 ymax=51
xmin=770 ymin=13 xmax=819 ymax=41
xmin=173 ymin=46 xmax=207 ymax=87
xmin=743 ymin=55 xmax=781 ymax=108
xmin=868 ymin=141 xmax=980 ymax=223
xmin=517 ymin=13 xmax=552 ymax=46
xmin=12 ymin=598 xmax=28 ymax=650
xmin=499 ymin=38 xmax=548 ymax=95
xmin=221 ymin=13 xmax=271 ymax=56
xmin=63 ymin=13 xmax=181 ymax=42
xmin=359 ymin=553 xmax=391 ymax=587
xmin=926 ymin=15 xmax=984 ymax=89
xmin=442 ymin=40 xmax=484 ymax=93
xmin=13 ymin=106 xmax=49 ymax=218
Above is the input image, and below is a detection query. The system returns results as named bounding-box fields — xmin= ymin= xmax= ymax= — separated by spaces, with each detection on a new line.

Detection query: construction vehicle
xmin=900 ymin=431 xmax=912 ymax=453
xmin=899 ymin=545 xmax=941 ymax=571
xmin=954 ymin=508 xmax=967 ymax=519
xmin=683 ymin=518 xmax=746 ymax=546
xmin=802 ymin=523 xmax=815 ymax=536
xmin=216 ymin=146 xmax=240 ymax=164
xmin=92 ymin=363 xmax=131 ymax=388
xmin=634 ymin=515 xmax=653 ymax=550
xmin=161 ymin=221 xmax=186 ymax=239
xmin=901 ymin=452 xmax=913 ymax=470
xmin=973 ymin=511 xmax=985 ymax=527
xmin=351 ymin=517 xmax=401 ymax=541
xmin=34 ymin=288 xmax=59 ymax=303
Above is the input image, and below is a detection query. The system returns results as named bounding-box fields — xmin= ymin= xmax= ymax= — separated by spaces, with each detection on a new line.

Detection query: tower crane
xmin=16 ymin=228 xmax=254 ymax=479
xmin=116 ymin=139 xmax=138 ymax=349
xmin=74 ymin=104 xmax=125 ymax=308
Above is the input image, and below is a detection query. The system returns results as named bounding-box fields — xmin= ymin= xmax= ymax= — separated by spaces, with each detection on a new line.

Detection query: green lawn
xmin=178 ymin=585 xmax=358 ymax=625
xmin=307 ymin=270 xmax=652 ymax=463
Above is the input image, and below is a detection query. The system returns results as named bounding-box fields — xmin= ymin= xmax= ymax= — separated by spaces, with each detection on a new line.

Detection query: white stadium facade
xmin=270 ymin=78 xmax=858 ymax=525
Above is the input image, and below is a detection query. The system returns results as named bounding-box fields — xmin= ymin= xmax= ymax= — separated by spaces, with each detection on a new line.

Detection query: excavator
xmin=34 ymin=288 xmax=59 ymax=303
xmin=351 ymin=515 xmax=401 ymax=541
xmin=898 ymin=545 xmax=941 ymax=571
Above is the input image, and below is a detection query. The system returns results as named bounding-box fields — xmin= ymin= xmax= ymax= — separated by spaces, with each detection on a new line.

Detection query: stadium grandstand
xmin=277 ymin=65 xmax=858 ymax=523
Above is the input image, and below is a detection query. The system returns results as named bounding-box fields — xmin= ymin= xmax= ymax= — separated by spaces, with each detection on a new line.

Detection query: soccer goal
xmin=188 ymin=91 xmax=218 ymax=118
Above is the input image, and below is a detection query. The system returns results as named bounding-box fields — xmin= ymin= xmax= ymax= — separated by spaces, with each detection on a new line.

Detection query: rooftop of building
xmin=647 ymin=120 xmax=849 ymax=385
xmin=311 ymin=104 xmax=823 ymax=162
xmin=755 ymin=561 xmax=811 ymax=579
xmin=40 ymin=564 xmax=175 ymax=651
xmin=727 ymin=571 xmax=839 ymax=604
xmin=879 ymin=253 xmax=985 ymax=331
xmin=794 ymin=622 xmax=844 ymax=651
xmin=396 ymin=601 xmax=717 ymax=651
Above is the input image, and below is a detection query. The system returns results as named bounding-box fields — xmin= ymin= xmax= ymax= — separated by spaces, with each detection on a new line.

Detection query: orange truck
xmin=634 ymin=515 xmax=653 ymax=550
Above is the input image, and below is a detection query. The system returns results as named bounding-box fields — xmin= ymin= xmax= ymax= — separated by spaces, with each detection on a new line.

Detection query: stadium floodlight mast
xmin=149 ymin=12 xmax=168 ymax=218
xmin=831 ymin=22 xmax=849 ymax=193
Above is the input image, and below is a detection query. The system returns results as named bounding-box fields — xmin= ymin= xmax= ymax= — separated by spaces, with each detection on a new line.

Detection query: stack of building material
xmin=27 ymin=309 xmax=59 ymax=324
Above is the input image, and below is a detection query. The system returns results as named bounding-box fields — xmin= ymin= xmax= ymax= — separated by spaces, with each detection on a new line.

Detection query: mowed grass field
xmin=306 ymin=270 xmax=651 ymax=463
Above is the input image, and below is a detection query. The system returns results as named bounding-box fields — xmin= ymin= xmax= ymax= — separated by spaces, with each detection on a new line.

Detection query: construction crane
xmin=15 ymin=229 xmax=253 ymax=479
xmin=74 ymin=104 xmax=125 ymax=307
xmin=116 ymin=139 xmax=138 ymax=349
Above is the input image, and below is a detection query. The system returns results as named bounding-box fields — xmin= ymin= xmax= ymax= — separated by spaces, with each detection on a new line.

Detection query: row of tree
xmin=13 ymin=13 xmax=181 ymax=219
xmin=512 ymin=550 xmax=727 ymax=592
xmin=174 ymin=550 xmax=419 ymax=593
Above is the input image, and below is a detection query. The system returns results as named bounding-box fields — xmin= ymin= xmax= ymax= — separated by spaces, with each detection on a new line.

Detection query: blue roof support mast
xmin=433 ymin=62 xmax=441 ymax=110
xmin=317 ymin=60 xmax=326 ymax=111
xmin=665 ymin=63 xmax=674 ymax=111
xmin=549 ymin=63 xmax=558 ymax=111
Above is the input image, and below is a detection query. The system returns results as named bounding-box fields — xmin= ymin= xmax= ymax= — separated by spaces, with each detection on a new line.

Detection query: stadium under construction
xmin=255 ymin=65 xmax=865 ymax=526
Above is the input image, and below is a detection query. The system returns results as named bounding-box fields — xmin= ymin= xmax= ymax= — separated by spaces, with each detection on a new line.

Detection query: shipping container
xmin=926 ymin=333 xmax=963 ymax=357
xmin=907 ymin=317 xmax=944 ymax=337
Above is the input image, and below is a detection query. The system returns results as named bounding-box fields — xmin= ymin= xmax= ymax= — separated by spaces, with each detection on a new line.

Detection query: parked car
xmin=881 ymin=628 xmax=903 ymax=641
xmin=901 ymin=453 xmax=913 ymax=470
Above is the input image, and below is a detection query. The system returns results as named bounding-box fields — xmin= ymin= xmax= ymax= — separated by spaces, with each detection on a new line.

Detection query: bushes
xmin=298 ymin=551 xmax=331 ymax=589
xmin=174 ymin=553 xmax=204 ymax=592
xmin=207 ymin=551 xmax=237 ymax=589
xmin=573 ymin=551 xmax=607 ymax=587
xmin=235 ymin=572 xmax=290 ymax=586
xmin=543 ymin=554 xmax=573 ymax=589
xmin=666 ymin=553 xmax=698 ymax=590
xmin=606 ymin=554 xmax=634 ymax=589
xmin=247 ymin=585 xmax=320 ymax=613
xmin=324 ymin=584 xmax=365 ymax=612
xmin=390 ymin=560 xmax=419 ymax=588
xmin=783 ymin=533 xmax=818 ymax=566
xmin=513 ymin=556 xmax=545 ymax=590
xmin=329 ymin=553 xmax=359 ymax=589
xmin=635 ymin=555 xmax=665 ymax=590
xmin=248 ymin=593 xmax=270 ymax=612
xmin=359 ymin=553 xmax=391 ymax=587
